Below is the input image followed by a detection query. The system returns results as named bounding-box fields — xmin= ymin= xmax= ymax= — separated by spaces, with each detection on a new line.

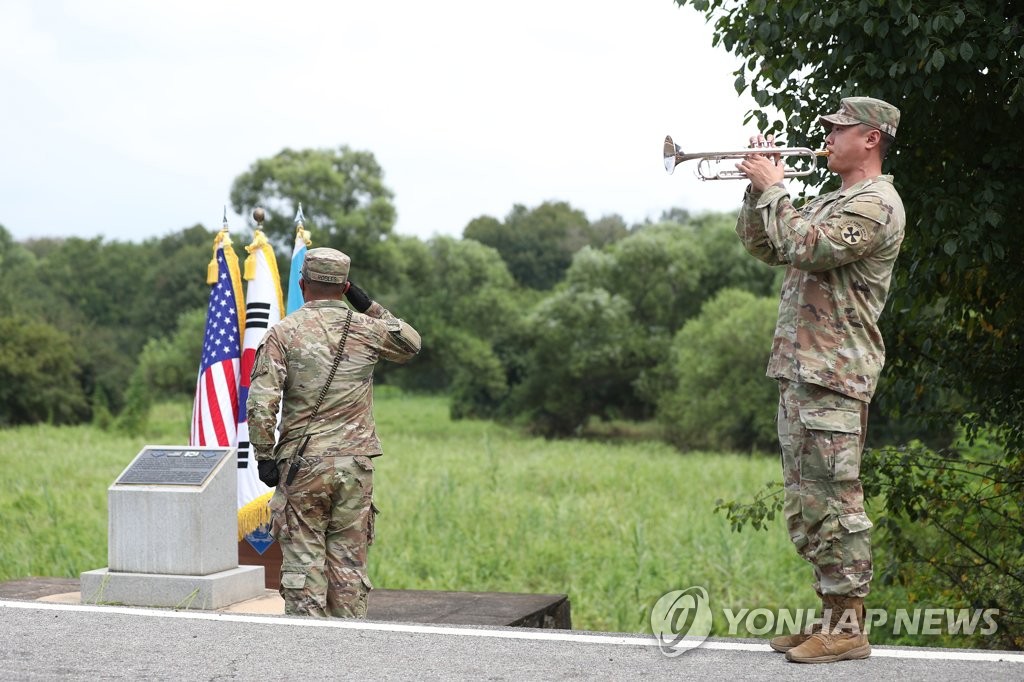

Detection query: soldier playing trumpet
xmin=734 ymin=97 xmax=904 ymax=663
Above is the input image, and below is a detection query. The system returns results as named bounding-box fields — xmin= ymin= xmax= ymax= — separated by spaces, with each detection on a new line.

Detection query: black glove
xmin=344 ymin=281 xmax=372 ymax=313
xmin=257 ymin=459 xmax=280 ymax=487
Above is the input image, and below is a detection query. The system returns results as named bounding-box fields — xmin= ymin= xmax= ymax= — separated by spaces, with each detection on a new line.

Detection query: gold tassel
xmin=207 ymin=230 xmax=226 ymax=284
xmin=244 ymin=229 xmax=270 ymax=281
xmin=237 ymin=490 xmax=274 ymax=540
xmin=243 ymin=252 xmax=256 ymax=280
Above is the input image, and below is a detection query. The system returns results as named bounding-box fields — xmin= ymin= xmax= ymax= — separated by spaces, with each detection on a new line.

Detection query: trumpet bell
xmin=663 ymin=135 xmax=681 ymax=174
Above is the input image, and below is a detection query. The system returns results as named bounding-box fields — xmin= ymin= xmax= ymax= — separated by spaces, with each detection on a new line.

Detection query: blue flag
xmin=287 ymin=209 xmax=311 ymax=315
xmin=287 ymin=235 xmax=307 ymax=314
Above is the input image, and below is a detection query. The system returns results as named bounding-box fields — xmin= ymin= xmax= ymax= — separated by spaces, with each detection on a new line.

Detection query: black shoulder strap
xmin=284 ymin=308 xmax=354 ymax=486
xmin=307 ymin=307 xmax=353 ymax=424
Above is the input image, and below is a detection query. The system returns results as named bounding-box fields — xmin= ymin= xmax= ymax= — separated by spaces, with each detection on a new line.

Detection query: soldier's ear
xmin=864 ymin=128 xmax=881 ymax=149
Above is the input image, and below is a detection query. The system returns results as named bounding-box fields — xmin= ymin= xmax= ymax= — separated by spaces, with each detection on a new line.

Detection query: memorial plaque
xmin=115 ymin=447 xmax=232 ymax=486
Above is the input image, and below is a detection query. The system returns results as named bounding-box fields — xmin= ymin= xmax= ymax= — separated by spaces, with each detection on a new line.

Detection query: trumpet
xmin=663 ymin=135 xmax=830 ymax=180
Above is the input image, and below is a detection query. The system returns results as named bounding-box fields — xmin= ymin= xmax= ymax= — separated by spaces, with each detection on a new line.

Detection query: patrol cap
xmin=301 ymin=247 xmax=351 ymax=284
xmin=819 ymin=96 xmax=900 ymax=138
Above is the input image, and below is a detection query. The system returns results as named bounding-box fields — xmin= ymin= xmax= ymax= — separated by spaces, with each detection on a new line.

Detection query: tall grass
xmin=2 ymin=394 xmax=934 ymax=644
xmin=0 ymin=402 xmax=191 ymax=582
xmin=372 ymin=394 xmax=806 ymax=634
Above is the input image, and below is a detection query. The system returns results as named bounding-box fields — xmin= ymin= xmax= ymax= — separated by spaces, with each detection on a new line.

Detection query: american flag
xmin=190 ymin=237 xmax=244 ymax=447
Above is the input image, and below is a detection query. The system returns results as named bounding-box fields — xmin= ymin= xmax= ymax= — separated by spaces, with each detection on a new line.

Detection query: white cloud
xmin=0 ymin=0 xmax=772 ymax=243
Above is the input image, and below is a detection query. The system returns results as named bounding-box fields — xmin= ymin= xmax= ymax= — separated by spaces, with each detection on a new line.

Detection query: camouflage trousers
xmin=777 ymin=379 xmax=873 ymax=598
xmin=268 ymin=454 xmax=377 ymax=617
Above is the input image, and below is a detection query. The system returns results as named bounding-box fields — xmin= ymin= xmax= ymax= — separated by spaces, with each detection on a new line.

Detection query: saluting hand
xmin=344 ymin=281 xmax=373 ymax=313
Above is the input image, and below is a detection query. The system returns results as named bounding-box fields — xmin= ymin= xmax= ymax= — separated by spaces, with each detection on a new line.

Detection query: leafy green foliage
xmin=0 ymin=315 xmax=88 ymax=426
xmin=119 ymin=307 xmax=207 ymax=433
xmin=229 ymin=147 xmax=397 ymax=287
xmin=566 ymin=223 xmax=709 ymax=331
xmin=715 ymin=480 xmax=784 ymax=533
xmin=131 ymin=307 xmax=207 ymax=397
xmin=657 ymin=289 xmax=779 ymax=452
xmin=0 ymin=224 xmax=214 ymax=424
xmin=378 ymin=235 xmax=526 ymax=419
xmin=864 ymin=436 xmax=1024 ymax=650
xmin=508 ymin=287 xmax=645 ymax=436
xmin=464 ymin=201 xmax=627 ymax=290
xmin=677 ymin=0 xmax=1024 ymax=646
xmin=504 ymin=218 xmax=776 ymax=436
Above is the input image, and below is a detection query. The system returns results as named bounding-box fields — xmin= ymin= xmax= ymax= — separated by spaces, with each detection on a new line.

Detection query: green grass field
xmin=1 ymin=393 xmax=930 ymax=643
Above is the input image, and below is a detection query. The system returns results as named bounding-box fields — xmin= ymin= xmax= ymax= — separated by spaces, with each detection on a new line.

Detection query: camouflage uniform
xmin=735 ymin=98 xmax=905 ymax=598
xmin=247 ymin=248 xmax=420 ymax=617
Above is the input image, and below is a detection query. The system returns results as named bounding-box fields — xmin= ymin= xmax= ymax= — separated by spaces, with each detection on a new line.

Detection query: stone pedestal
xmin=80 ymin=445 xmax=264 ymax=610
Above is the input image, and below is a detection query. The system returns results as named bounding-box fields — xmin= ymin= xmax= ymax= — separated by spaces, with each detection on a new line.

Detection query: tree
xmin=502 ymin=215 xmax=781 ymax=436
xmin=136 ymin=225 xmax=219 ymax=342
xmin=657 ymin=288 xmax=779 ymax=452
xmin=0 ymin=224 xmax=39 ymax=316
xmin=0 ymin=315 xmax=88 ymax=426
xmin=378 ymin=235 xmax=527 ymax=418
xmin=464 ymin=201 xmax=599 ymax=290
xmin=0 ymin=224 xmax=217 ymax=421
xmin=677 ymin=0 xmax=1024 ymax=646
xmin=230 ymin=147 xmax=397 ymax=286
xmin=565 ymin=223 xmax=709 ymax=334
xmin=119 ymin=307 xmax=207 ymax=433
xmin=508 ymin=287 xmax=644 ymax=436
xmin=686 ymin=212 xmax=779 ymax=300
xmin=505 ymin=224 xmax=707 ymax=435
xmin=588 ymin=214 xmax=630 ymax=248
xmin=19 ymin=227 xmax=213 ymax=414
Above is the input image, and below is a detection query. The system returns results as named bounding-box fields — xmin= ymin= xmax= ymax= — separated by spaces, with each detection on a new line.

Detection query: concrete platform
xmin=79 ymin=565 xmax=265 ymax=610
xmin=1 ymin=577 xmax=571 ymax=629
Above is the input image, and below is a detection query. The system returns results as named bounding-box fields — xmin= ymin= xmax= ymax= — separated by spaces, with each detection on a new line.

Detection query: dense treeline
xmin=0 ymin=197 xmax=784 ymax=453
xmin=0 ymin=225 xmax=213 ymax=425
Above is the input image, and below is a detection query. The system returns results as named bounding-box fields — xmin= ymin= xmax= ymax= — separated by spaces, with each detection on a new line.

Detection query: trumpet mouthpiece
xmin=816 ymin=149 xmax=831 ymax=157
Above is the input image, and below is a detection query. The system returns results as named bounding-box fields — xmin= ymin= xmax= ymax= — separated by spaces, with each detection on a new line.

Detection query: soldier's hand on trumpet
xmin=736 ymin=133 xmax=785 ymax=192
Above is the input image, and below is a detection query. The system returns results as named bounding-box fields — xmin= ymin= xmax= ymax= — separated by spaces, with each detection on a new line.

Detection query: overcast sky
xmin=1 ymin=0 xmax=765 ymax=244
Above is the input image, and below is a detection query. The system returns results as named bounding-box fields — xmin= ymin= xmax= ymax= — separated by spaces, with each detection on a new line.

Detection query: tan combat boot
xmin=785 ymin=595 xmax=871 ymax=663
xmin=769 ymin=593 xmax=824 ymax=653
xmin=769 ymin=623 xmax=821 ymax=653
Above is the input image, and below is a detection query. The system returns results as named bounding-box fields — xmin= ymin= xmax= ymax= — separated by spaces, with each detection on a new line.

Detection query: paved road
xmin=2 ymin=600 xmax=1023 ymax=681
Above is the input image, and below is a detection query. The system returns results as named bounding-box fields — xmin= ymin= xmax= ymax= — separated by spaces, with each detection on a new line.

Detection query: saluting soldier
xmin=247 ymin=247 xmax=420 ymax=617
xmin=734 ymin=97 xmax=905 ymax=663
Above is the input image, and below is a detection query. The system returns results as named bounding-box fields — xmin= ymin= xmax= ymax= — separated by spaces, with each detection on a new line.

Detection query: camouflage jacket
xmin=735 ymin=175 xmax=905 ymax=402
xmin=247 ymin=299 xmax=420 ymax=462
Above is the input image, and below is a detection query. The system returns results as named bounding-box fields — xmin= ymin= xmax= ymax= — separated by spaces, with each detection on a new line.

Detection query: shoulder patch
xmin=841 ymin=198 xmax=891 ymax=225
xmin=838 ymin=221 xmax=866 ymax=245
xmin=251 ymin=344 xmax=270 ymax=380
